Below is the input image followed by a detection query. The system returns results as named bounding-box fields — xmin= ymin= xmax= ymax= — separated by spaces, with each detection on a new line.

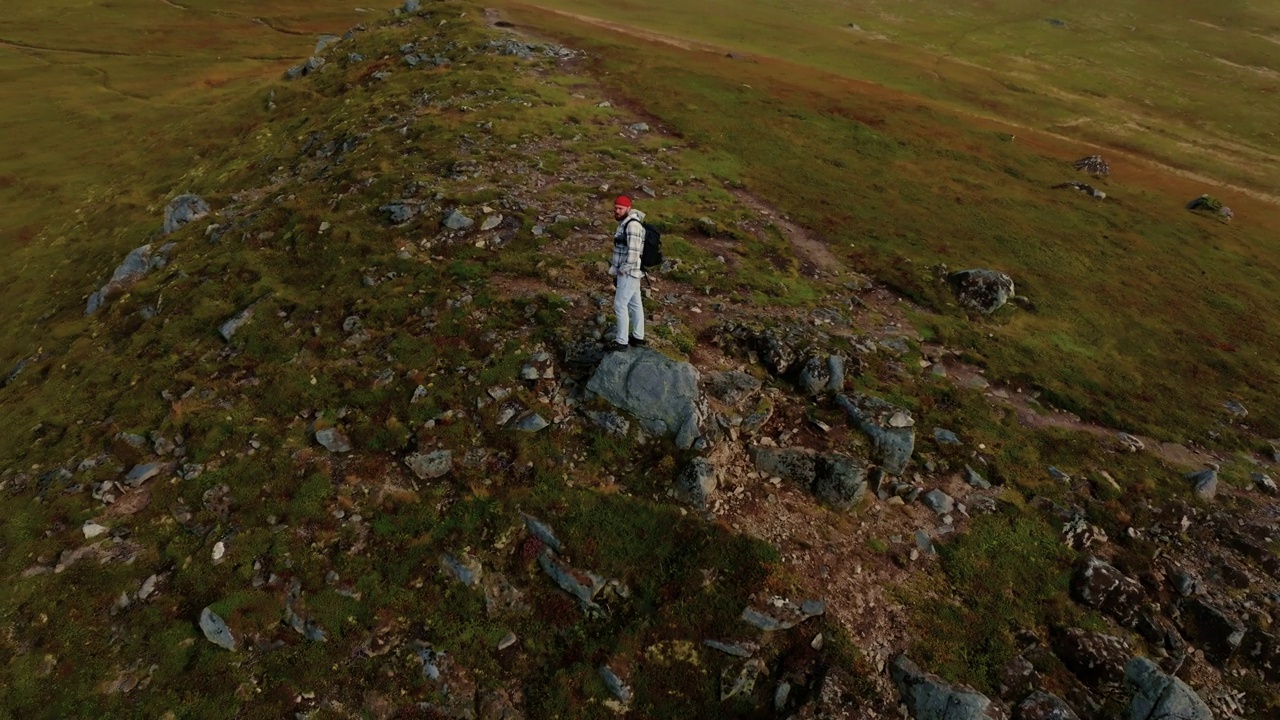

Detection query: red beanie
xmin=614 ymin=195 xmax=632 ymax=208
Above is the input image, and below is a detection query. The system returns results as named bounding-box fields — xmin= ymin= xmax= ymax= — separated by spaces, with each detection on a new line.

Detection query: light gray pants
xmin=614 ymin=274 xmax=645 ymax=344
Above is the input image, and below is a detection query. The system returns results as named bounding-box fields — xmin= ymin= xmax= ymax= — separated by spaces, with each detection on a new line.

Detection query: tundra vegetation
xmin=0 ymin=0 xmax=1277 ymax=717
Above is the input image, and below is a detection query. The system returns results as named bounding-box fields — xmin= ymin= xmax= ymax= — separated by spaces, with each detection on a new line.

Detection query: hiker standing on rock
xmin=606 ymin=195 xmax=647 ymax=352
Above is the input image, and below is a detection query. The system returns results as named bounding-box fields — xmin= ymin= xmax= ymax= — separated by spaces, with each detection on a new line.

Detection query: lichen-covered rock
xmin=163 ymin=194 xmax=210 ymax=235
xmin=1016 ymin=691 xmax=1080 ymax=720
xmin=1053 ymin=628 xmax=1131 ymax=684
xmin=1070 ymin=557 xmax=1144 ymax=628
xmin=405 ymin=450 xmax=453 ymax=479
xmin=674 ymin=458 xmax=717 ymax=509
xmin=835 ymin=393 xmax=915 ymax=474
xmin=812 ymin=454 xmax=866 ymax=509
xmin=948 ymin=269 xmax=1015 ymax=314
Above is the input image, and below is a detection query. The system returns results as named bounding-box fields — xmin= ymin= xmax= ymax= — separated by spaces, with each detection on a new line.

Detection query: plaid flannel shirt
xmin=610 ymin=209 xmax=647 ymax=279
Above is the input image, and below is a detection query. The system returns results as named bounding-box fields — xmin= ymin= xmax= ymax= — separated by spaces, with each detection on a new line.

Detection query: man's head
xmin=613 ymin=195 xmax=632 ymax=221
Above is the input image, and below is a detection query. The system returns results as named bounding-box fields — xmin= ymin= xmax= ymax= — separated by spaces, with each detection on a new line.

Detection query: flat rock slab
xmin=891 ymin=655 xmax=1003 ymax=720
xmin=406 ymin=450 xmax=452 ymax=479
xmin=586 ymin=348 xmax=701 ymax=448
xmin=199 ymin=607 xmax=236 ymax=651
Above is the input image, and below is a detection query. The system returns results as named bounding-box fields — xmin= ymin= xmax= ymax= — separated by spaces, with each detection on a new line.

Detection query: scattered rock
xmin=218 ymin=304 xmax=256 ymax=342
xmin=480 ymin=214 xmax=503 ymax=231
xmin=835 ymin=393 xmax=915 ymax=474
xmin=740 ymin=599 xmax=824 ymax=631
xmin=1053 ymin=628 xmax=1131 ymax=684
xmin=890 ymin=655 xmax=1004 ymax=720
xmin=704 ymin=639 xmax=755 ymax=658
xmin=441 ymin=553 xmax=483 ymax=587
xmin=199 ymin=607 xmax=236 ymax=651
xmin=964 ymin=465 xmax=992 ymax=489
xmin=1177 ymin=597 xmax=1244 ymax=666
xmin=948 ymin=269 xmax=1015 ymax=314
xmin=513 ymin=413 xmax=549 ymax=432
xmin=1052 ymin=182 xmax=1106 ymax=200
xmin=1184 ymin=467 xmax=1217 ymax=500
xmin=124 ymin=462 xmax=166 ymax=488
xmin=443 ymin=209 xmax=475 ymax=231
xmin=1070 ymin=556 xmax=1144 ymax=628
xmin=314 ymin=34 xmax=341 ymax=55
xmin=86 ymin=244 xmax=159 ymax=315
xmin=1224 ymin=399 xmax=1248 ymax=417
xmin=162 ymin=194 xmax=210 ymax=235
xmin=315 ymin=428 xmax=353 ymax=453
xmin=674 ymin=458 xmax=717 ymax=509
xmin=933 ymin=428 xmax=961 ymax=446
xmin=586 ymin=347 xmax=701 ymax=449
xmin=538 ymin=551 xmax=605 ymax=609
xmin=403 ymin=0 xmax=420 ymax=12
xmin=1124 ymin=656 xmax=1212 ymax=720
xmin=1117 ymin=432 xmax=1144 ymax=452
xmin=82 ymin=521 xmax=109 ymax=539
xmin=921 ymin=489 xmax=954 ymax=514
xmin=1073 ymin=155 xmax=1109 ymax=176
xmin=797 ymin=356 xmax=830 ymax=396
xmin=1016 ymin=691 xmax=1080 ymax=720
xmin=702 ymin=371 xmax=761 ymax=406
xmin=598 ymin=665 xmax=632 ymax=704
xmin=812 ymin=453 xmax=867 ymax=509
xmin=522 ymin=514 xmax=562 ymax=553
xmin=584 ymin=410 xmax=630 ymax=436
xmin=1253 ymin=472 xmax=1277 ymax=494
xmin=405 ymin=450 xmax=453 ymax=479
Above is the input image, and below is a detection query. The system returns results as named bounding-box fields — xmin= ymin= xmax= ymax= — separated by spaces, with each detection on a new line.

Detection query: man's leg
xmin=613 ymin=275 xmax=635 ymax=345
xmin=628 ymin=276 xmax=645 ymax=341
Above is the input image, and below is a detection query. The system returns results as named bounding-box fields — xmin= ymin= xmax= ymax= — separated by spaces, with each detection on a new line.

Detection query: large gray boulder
xmin=890 ymin=655 xmax=1005 ymax=720
xmin=1123 ymin=657 xmax=1211 ymax=720
xmin=836 ymin=393 xmax=915 ymax=474
xmin=85 ymin=242 xmax=180 ymax=315
xmin=163 ymin=194 xmax=210 ymax=235
xmin=586 ymin=348 xmax=701 ymax=449
xmin=948 ymin=269 xmax=1015 ymax=314
xmin=1016 ymin=691 xmax=1079 ymax=720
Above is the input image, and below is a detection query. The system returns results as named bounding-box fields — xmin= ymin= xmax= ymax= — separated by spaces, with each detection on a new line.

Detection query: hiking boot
xmin=604 ymin=340 xmax=629 ymax=353
xmin=629 ymin=336 xmax=648 ymax=347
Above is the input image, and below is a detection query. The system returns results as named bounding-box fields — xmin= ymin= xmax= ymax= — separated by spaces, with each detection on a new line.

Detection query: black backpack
xmin=624 ymin=218 xmax=663 ymax=270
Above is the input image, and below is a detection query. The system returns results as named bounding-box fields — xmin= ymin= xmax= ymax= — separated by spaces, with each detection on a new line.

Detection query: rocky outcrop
xmin=1123 ymin=657 xmax=1211 ymax=720
xmin=162 ymin=194 xmax=210 ymax=235
xmin=1070 ymin=557 xmax=1144 ymax=628
xmin=749 ymin=446 xmax=867 ymax=509
xmin=948 ymin=269 xmax=1015 ymax=314
xmin=586 ymin=348 xmax=701 ymax=448
xmin=890 ymin=655 xmax=1006 ymax=720
xmin=835 ymin=393 xmax=915 ymax=474
xmin=85 ymin=242 xmax=177 ymax=315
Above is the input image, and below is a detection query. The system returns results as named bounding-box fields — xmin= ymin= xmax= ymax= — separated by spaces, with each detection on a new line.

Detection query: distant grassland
xmin=502 ymin=1 xmax=1280 ymax=443
xmin=502 ymin=0 xmax=1280 ymax=196
xmin=0 ymin=0 xmax=363 ymax=360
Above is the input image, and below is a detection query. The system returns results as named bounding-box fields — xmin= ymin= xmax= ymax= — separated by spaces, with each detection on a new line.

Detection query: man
xmin=606 ymin=195 xmax=648 ymax=352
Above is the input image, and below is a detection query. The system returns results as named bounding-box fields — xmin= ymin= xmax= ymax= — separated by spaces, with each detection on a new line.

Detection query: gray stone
xmin=443 ymin=209 xmax=475 ymax=231
xmin=1184 ymin=467 xmax=1217 ymax=500
xmin=163 ymin=195 xmax=210 ymax=235
xmin=826 ymin=355 xmax=847 ymax=393
xmin=522 ymin=514 xmax=562 ymax=553
xmin=922 ymin=489 xmax=954 ymax=514
xmin=797 ymin=356 xmax=830 ymax=396
xmin=405 ymin=450 xmax=452 ymax=479
xmin=124 ymin=462 xmax=165 ymax=487
xmin=836 ymin=393 xmax=915 ymax=474
xmin=441 ymin=553 xmax=482 ymax=587
xmin=1016 ymin=691 xmax=1080 ymax=720
xmin=586 ymin=348 xmax=701 ymax=448
xmin=218 ymin=304 xmax=256 ymax=342
xmin=1048 ymin=466 xmax=1072 ymax=482
xmin=628 ymin=122 xmax=650 ymax=133
xmin=284 ymin=65 xmax=304 ymax=80
xmin=933 ymin=428 xmax=961 ymax=446
xmin=890 ymin=655 xmax=1003 ymax=720
xmin=304 ymin=56 xmax=325 ymax=73
xmin=199 ymin=607 xmax=236 ymax=651
xmin=314 ymin=34 xmax=341 ymax=55
xmin=1124 ymin=656 xmax=1212 ymax=720
xmin=585 ymin=410 xmax=630 ymax=436
xmin=1253 ymin=472 xmax=1278 ymax=494
xmin=380 ymin=203 xmax=420 ymax=224
xmin=964 ymin=465 xmax=991 ymax=489
xmin=675 ymin=458 xmax=717 ymax=509
xmin=703 ymin=639 xmax=754 ymax=657
xmin=86 ymin=244 xmax=155 ymax=314
xmin=948 ymin=269 xmax=1015 ymax=314
xmin=315 ymin=428 xmax=352 ymax=453
xmin=813 ymin=454 xmax=866 ymax=509
xmin=1224 ymin=399 xmax=1248 ymax=417
xmin=514 ymin=413 xmax=549 ymax=432
xmin=538 ymin=551 xmax=605 ymax=608
xmin=598 ymin=665 xmax=632 ymax=703
xmin=481 ymin=214 xmax=503 ymax=231
xmin=749 ymin=446 xmax=816 ymax=485
xmin=403 ymin=0 xmax=420 ymax=11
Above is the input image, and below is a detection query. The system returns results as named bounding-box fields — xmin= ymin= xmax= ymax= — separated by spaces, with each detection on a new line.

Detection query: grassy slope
xmin=503 ymin=3 xmax=1280 ymax=445
xmin=502 ymin=0 xmax=1280 ymax=194
xmin=0 ymin=0 xmax=364 ymax=372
